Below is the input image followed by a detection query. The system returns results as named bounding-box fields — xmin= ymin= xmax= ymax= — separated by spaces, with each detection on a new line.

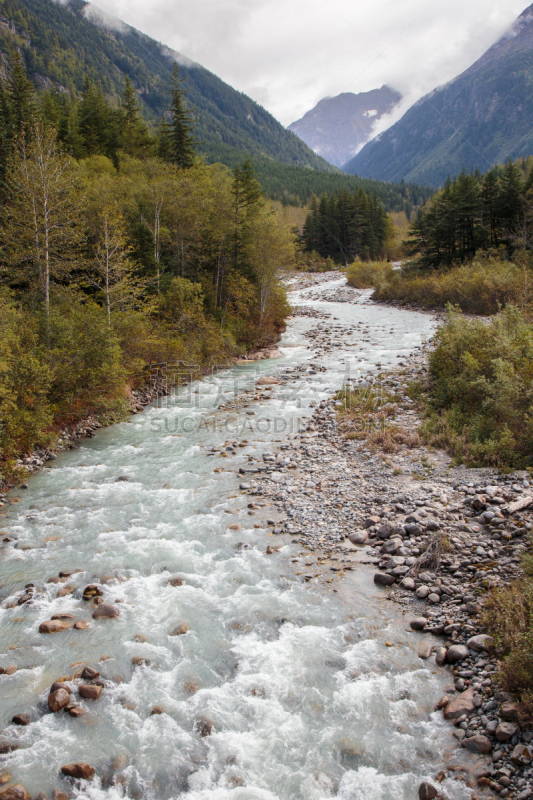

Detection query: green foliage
xmin=421 ymin=305 xmax=533 ymax=467
xmin=481 ymin=569 xmax=533 ymax=722
xmin=346 ymin=260 xmax=394 ymax=288
xmin=167 ymin=64 xmax=196 ymax=169
xmin=301 ymin=189 xmax=392 ymax=263
xmin=373 ymin=257 xmax=526 ymax=314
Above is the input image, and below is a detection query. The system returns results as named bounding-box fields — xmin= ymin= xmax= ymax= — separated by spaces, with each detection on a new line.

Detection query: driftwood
xmin=407 ymin=535 xmax=444 ymax=577
xmin=507 ymin=495 xmax=533 ymax=515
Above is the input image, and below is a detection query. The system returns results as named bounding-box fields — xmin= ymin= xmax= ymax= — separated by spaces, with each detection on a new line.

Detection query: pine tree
xmin=121 ymin=76 xmax=152 ymax=158
xmin=231 ymin=158 xmax=263 ymax=274
xmin=168 ymin=64 xmax=196 ymax=169
xmin=7 ymin=46 xmax=36 ymax=142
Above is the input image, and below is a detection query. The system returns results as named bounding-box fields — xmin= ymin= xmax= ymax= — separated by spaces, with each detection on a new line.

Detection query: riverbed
xmin=0 ymin=276 xmax=474 ymax=799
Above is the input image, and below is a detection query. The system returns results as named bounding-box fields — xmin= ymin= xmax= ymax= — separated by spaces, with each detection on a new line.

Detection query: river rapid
xmin=0 ymin=278 xmax=474 ymax=800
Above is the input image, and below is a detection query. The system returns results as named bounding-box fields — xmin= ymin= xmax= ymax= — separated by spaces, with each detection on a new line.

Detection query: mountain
xmin=288 ymin=86 xmax=401 ymax=168
xmin=344 ymin=4 xmax=533 ymax=186
xmin=0 ymin=0 xmax=337 ymax=172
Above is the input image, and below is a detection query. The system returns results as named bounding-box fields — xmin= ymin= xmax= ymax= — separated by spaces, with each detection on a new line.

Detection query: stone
xmin=51 ymin=614 xmax=75 ymax=621
xmin=400 ymin=577 xmax=415 ymax=591
xmin=92 ymin=604 xmax=119 ymax=619
xmin=418 ymin=783 xmax=438 ymax=800
xmin=196 ymin=718 xmax=213 ymax=737
xmin=417 ymin=642 xmax=433 ymax=659
xmin=435 ymin=647 xmax=447 ymax=666
xmin=467 ymin=634 xmax=493 ymax=652
xmin=363 ymin=516 xmax=381 ymax=529
xmin=462 ymin=735 xmax=492 ymax=754
xmin=79 ymin=684 xmax=102 ymax=700
xmin=73 ymin=621 xmax=90 ymax=630
xmin=496 ymin=722 xmax=519 ymax=742
xmin=39 ymin=620 xmax=71 ymax=634
xmin=50 ymin=682 xmax=70 ymax=694
xmin=68 ymin=707 xmax=86 ymax=718
xmin=82 ymin=584 xmax=103 ymax=600
xmin=81 ymin=667 xmax=100 ymax=681
xmin=443 ymin=687 xmax=475 ymax=721
xmin=376 ymin=522 xmax=398 ymax=540
xmin=410 ymin=618 xmax=428 ymax=631
xmin=425 ymin=520 xmax=440 ymax=532
xmin=150 ymin=705 xmax=165 ymax=715
xmin=61 ymin=763 xmax=95 ymax=780
xmin=500 ymin=701 xmax=522 ymax=721
xmin=416 ymin=586 xmax=430 ymax=599
xmin=256 ymin=377 xmax=281 ymax=386
xmin=167 ymin=577 xmax=183 ymax=587
xmin=446 ymin=645 xmax=469 ymax=663
xmin=171 ymin=623 xmax=189 ymax=636
xmin=348 ymin=531 xmax=368 ymax=545
xmin=11 ymin=714 xmax=30 ymax=726
xmin=510 ymin=744 xmax=532 ymax=765
xmin=373 ymin=573 xmax=395 ymax=586
xmin=53 ymin=791 xmax=69 ymax=800
xmin=464 ymin=602 xmax=481 ymax=615
xmin=48 ymin=688 xmax=71 ymax=713
xmin=405 ymin=524 xmax=422 ymax=536
xmin=0 ymin=741 xmax=18 ymax=755
xmin=0 ymin=785 xmax=31 ymax=800
xmin=428 ymin=593 xmax=441 ymax=604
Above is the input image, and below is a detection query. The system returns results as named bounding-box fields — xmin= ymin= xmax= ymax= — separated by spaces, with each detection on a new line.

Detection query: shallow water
xmin=0 ymin=280 xmax=473 ymax=799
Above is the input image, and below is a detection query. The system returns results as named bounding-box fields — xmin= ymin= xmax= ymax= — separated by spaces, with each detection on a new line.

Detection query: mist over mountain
xmin=344 ymin=4 xmax=533 ymax=186
xmin=287 ymin=86 xmax=401 ymax=169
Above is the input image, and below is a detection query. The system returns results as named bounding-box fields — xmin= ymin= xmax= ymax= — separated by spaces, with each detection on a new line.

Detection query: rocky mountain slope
xmin=288 ymin=86 xmax=401 ymax=168
xmin=344 ymin=4 xmax=533 ymax=186
xmin=0 ymin=0 xmax=336 ymax=171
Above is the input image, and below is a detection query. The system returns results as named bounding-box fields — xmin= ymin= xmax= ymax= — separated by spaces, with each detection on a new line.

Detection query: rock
xmin=0 ymin=741 xmax=18 ymax=755
xmin=400 ymin=577 xmax=415 ymax=590
xmin=435 ymin=647 xmax=447 ymax=666
xmin=39 ymin=620 xmax=71 ymax=634
xmin=376 ymin=522 xmax=398 ymax=540
xmin=467 ymin=634 xmax=493 ymax=652
xmin=425 ymin=520 xmax=440 ymax=532
xmin=500 ymin=701 xmax=522 ymax=721
xmin=363 ymin=516 xmax=381 ymax=529
xmin=0 ymin=785 xmax=31 ymax=800
xmin=510 ymin=744 xmax=532 ymax=765
xmin=373 ymin=573 xmax=395 ymax=586
xmin=167 ymin=577 xmax=183 ymax=587
xmin=61 ymin=763 xmax=95 ymax=780
xmin=82 ymin=584 xmax=103 ymax=601
xmin=68 ymin=707 xmax=86 ymax=718
xmin=73 ymin=621 xmax=90 ymax=630
xmin=51 ymin=614 xmax=75 ymax=621
xmin=171 ymin=623 xmax=189 ymax=636
xmin=462 ymin=735 xmax=492 ymax=754
xmin=405 ymin=524 xmax=421 ymax=536
xmin=348 ymin=531 xmax=368 ymax=545
xmin=464 ymin=602 xmax=481 ymax=614
xmin=196 ymin=718 xmax=213 ymax=737
xmin=443 ymin=687 xmax=475 ymax=721
xmin=150 ymin=705 xmax=165 ymax=715
xmin=416 ymin=586 xmax=430 ymax=599
xmin=417 ymin=642 xmax=433 ymax=659
xmin=11 ymin=714 xmax=30 ymax=726
xmin=410 ymin=618 xmax=428 ymax=631
xmin=256 ymin=377 xmax=281 ymax=386
xmin=81 ymin=667 xmax=100 ymax=681
xmin=50 ymin=682 xmax=71 ymax=694
xmin=428 ymin=593 xmax=441 ymax=604
xmin=496 ymin=722 xmax=519 ymax=741
xmin=52 ymin=791 xmax=69 ymax=800
xmin=92 ymin=603 xmax=119 ymax=619
xmin=48 ymin=688 xmax=71 ymax=713
xmin=418 ymin=783 xmax=438 ymax=800
xmin=446 ymin=645 xmax=469 ymax=663
xmin=79 ymin=684 xmax=102 ymax=700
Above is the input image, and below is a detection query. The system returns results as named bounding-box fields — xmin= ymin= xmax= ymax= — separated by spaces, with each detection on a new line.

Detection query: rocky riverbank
xmin=228 ymin=321 xmax=532 ymax=798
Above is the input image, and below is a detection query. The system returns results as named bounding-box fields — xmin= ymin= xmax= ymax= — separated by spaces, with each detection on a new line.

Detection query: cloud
xmin=83 ymin=0 xmax=528 ymax=126
xmin=82 ymin=3 xmax=129 ymax=33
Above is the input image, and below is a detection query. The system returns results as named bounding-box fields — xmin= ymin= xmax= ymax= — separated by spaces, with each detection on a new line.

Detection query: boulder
xmin=418 ymin=783 xmax=438 ymax=800
xmin=446 ymin=645 xmax=469 ymax=663
xmin=462 ymin=735 xmax=492 ymax=754
xmin=428 ymin=593 xmax=441 ymax=604
xmin=400 ymin=577 xmax=415 ymax=591
xmin=500 ymin=701 xmax=522 ymax=721
xmin=48 ymin=688 xmax=71 ymax=713
xmin=81 ymin=667 xmax=99 ymax=681
xmin=496 ymin=722 xmax=519 ymax=742
xmin=409 ymin=618 xmax=428 ymax=631
xmin=376 ymin=522 xmax=399 ymax=540
xmin=0 ymin=785 xmax=31 ymax=800
xmin=39 ymin=620 xmax=71 ymax=634
xmin=150 ymin=705 xmax=165 ymax=715
xmin=171 ymin=623 xmax=189 ymax=636
xmin=467 ymin=634 xmax=493 ymax=652
xmin=464 ymin=602 xmax=481 ymax=615
xmin=348 ymin=531 xmax=368 ymax=545
xmin=61 ymin=763 xmax=95 ymax=780
xmin=416 ymin=586 xmax=430 ymax=599
xmin=92 ymin=603 xmax=119 ymax=619
xmin=74 ymin=621 xmax=90 ymax=630
xmin=443 ymin=687 xmax=475 ymax=721
xmin=256 ymin=377 xmax=281 ymax=386
xmin=11 ymin=714 xmax=30 ymax=726
xmin=79 ymin=684 xmax=102 ymax=700
xmin=510 ymin=744 xmax=532 ymax=765
xmin=373 ymin=573 xmax=395 ymax=586
xmin=417 ymin=642 xmax=433 ymax=659
xmin=363 ymin=516 xmax=381 ymax=529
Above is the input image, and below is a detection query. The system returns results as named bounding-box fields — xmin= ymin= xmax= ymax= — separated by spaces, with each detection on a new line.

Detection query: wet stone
xmin=61 ymin=763 xmax=95 ymax=780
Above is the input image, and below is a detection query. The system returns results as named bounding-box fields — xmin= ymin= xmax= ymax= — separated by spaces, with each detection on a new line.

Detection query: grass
xmin=336 ymin=383 xmax=420 ymax=453
xmin=346 ymin=259 xmax=394 ymax=289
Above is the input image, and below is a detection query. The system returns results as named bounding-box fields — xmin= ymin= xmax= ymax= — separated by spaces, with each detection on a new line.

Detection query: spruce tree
xmin=121 ymin=76 xmax=152 ymax=157
xmin=168 ymin=64 xmax=196 ymax=169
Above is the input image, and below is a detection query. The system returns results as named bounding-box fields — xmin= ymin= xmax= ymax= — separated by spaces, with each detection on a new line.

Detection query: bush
xmin=373 ymin=257 xmax=525 ymax=315
xmin=421 ymin=305 xmax=533 ymax=467
xmin=481 ymin=569 xmax=533 ymax=722
xmin=346 ymin=259 xmax=394 ymax=288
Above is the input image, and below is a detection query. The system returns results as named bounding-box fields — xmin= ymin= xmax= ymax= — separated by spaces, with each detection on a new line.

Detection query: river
xmin=0 ymin=277 xmax=473 ymax=800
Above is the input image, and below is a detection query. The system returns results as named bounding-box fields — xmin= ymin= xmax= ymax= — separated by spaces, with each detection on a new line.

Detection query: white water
xmin=0 ymin=280 xmax=473 ymax=799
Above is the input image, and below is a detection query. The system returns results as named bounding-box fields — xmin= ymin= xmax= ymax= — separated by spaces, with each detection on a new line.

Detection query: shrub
xmin=421 ymin=305 xmax=533 ymax=467
xmin=346 ymin=259 xmax=394 ymax=288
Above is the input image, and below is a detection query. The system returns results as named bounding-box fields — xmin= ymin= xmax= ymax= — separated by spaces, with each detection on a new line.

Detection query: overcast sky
xmin=89 ymin=0 xmax=528 ymax=128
